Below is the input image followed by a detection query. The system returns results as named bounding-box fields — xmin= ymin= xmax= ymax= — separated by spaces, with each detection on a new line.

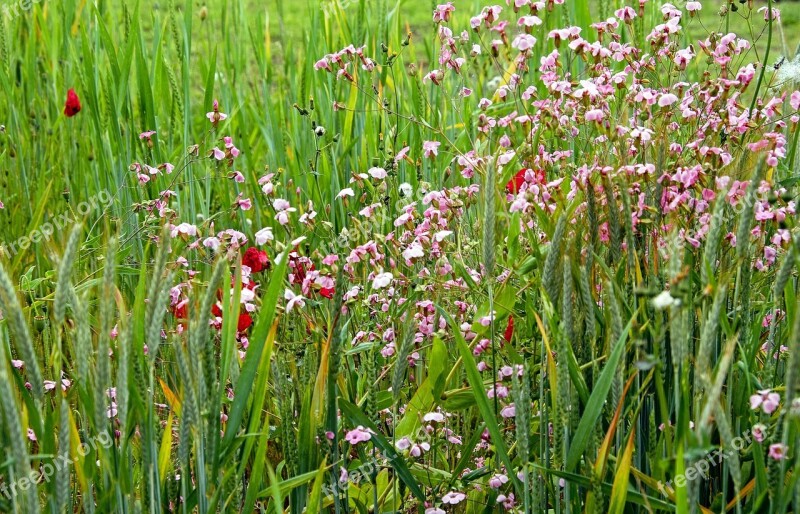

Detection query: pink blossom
xmin=344 ymin=425 xmax=373 ymax=445
xmin=750 ymin=389 xmax=781 ymax=414
xmin=423 ymin=140 xmax=441 ymax=158
xmin=768 ymin=443 xmax=787 ymax=460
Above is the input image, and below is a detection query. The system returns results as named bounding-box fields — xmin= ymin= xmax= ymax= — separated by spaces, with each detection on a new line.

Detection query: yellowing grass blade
xmin=608 ymin=427 xmax=636 ymax=514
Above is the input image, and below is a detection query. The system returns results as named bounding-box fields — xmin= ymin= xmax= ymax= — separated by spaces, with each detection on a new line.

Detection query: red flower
xmin=505 ymin=168 xmax=545 ymax=194
xmin=243 ymin=247 xmax=270 ymax=273
xmin=211 ymin=302 xmax=223 ymax=317
xmin=289 ymin=253 xmax=315 ymax=285
xmin=64 ymin=88 xmax=81 ymax=117
xmin=171 ymin=301 xmax=188 ymax=320
xmin=319 ymin=287 xmax=335 ymax=299
xmin=504 ymin=316 xmax=514 ymax=343
xmin=237 ymin=313 xmax=253 ymax=332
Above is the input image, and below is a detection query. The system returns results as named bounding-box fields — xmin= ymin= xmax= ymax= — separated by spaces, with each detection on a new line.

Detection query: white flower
xmin=368 ymin=167 xmax=387 ymax=179
xmin=337 ymin=188 xmax=355 ymax=199
xmin=402 ymin=243 xmax=425 ymax=261
xmin=399 ymin=182 xmax=413 ymax=198
xmin=652 ymin=290 xmax=680 ymax=310
xmin=434 ymin=230 xmax=453 ymax=242
xmin=284 ymin=289 xmax=306 ymax=312
xmin=255 ymin=227 xmax=274 ymax=245
xmin=372 ymin=272 xmax=393 ymax=289
xmin=442 ymin=491 xmax=466 ymax=505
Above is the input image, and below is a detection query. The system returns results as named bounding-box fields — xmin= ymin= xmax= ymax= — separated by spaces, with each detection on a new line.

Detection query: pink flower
xmin=206 ymin=99 xmax=228 ymax=125
xmin=344 ymin=425 xmax=372 ymax=445
xmin=423 ymin=140 xmax=440 ymax=158
xmin=752 ymin=424 xmax=767 ymax=443
xmin=585 ymin=108 xmax=604 ymax=121
xmin=686 ymin=2 xmax=701 ymax=13
xmin=791 ymin=91 xmax=800 ymax=111
xmin=237 ymin=196 xmax=252 ymax=211
xmin=768 ymin=443 xmax=787 ymax=460
xmin=489 ymin=473 xmax=509 ymax=488
xmin=750 ymin=389 xmax=781 ymax=414
xmin=658 ymin=93 xmax=679 ymax=107
xmin=432 ymin=2 xmax=455 ymax=23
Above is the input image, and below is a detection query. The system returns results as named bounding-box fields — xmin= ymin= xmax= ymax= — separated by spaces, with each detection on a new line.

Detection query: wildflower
xmin=284 ymin=289 xmax=306 ymax=312
xmin=372 ymin=272 xmax=393 ymax=289
xmin=425 ymin=509 xmax=446 ymax=514
xmin=368 ymin=167 xmax=387 ymax=179
xmin=750 ymin=389 xmax=781 ymax=414
xmin=658 ymin=93 xmax=679 ymax=107
xmin=255 ymin=227 xmax=274 ymax=245
xmin=585 ymin=108 xmax=604 ymax=122
xmin=243 ymin=247 xmax=270 ymax=273
xmin=504 ymin=316 xmax=514 ymax=342
xmin=337 ymin=188 xmax=355 ymax=199
xmin=206 ymin=99 xmax=228 ymax=125
xmin=314 ymin=125 xmax=326 ymax=137
xmin=236 ymin=196 xmax=252 ymax=211
xmin=432 ymin=3 xmax=455 ymax=23
xmin=768 ymin=443 xmax=787 ymax=460
xmin=399 ymin=182 xmax=413 ymax=197
xmin=64 ymin=88 xmax=81 ymax=117
xmin=489 ymin=473 xmax=509 ymax=488
xmin=423 ymin=411 xmax=445 ymax=423
xmin=651 ymin=290 xmax=680 ymax=309
xmin=686 ymin=2 xmax=701 ymax=13
xmin=506 ymin=168 xmax=528 ymax=193
xmin=512 ymin=34 xmax=537 ymax=51
xmin=170 ymin=223 xmax=198 ymax=238
xmin=237 ymin=313 xmax=253 ymax=332
xmin=344 ymin=426 xmax=372 ymax=445
xmin=139 ymin=131 xmax=156 ymax=148
xmin=423 ymin=140 xmax=440 ymax=158
xmin=752 ymin=423 xmax=767 ymax=443
xmin=442 ymin=491 xmax=466 ymax=505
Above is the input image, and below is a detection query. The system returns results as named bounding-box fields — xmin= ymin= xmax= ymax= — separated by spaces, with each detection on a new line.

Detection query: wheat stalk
xmin=0 ymin=260 xmax=44 ymax=399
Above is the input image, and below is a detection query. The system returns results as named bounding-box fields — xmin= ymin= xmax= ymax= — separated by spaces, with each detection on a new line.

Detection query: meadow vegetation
xmin=1 ymin=0 xmax=800 ymax=513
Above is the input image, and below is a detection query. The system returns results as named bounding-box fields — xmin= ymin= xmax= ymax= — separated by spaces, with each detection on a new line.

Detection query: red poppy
xmin=243 ymin=247 xmax=270 ymax=273
xmin=504 ymin=316 xmax=514 ymax=343
xmin=237 ymin=313 xmax=253 ymax=332
xmin=64 ymin=88 xmax=81 ymax=117
xmin=319 ymin=287 xmax=335 ymax=299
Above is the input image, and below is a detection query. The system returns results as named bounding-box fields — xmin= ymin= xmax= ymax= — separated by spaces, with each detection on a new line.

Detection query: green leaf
xmin=566 ymin=316 xmax=634 ymax=471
